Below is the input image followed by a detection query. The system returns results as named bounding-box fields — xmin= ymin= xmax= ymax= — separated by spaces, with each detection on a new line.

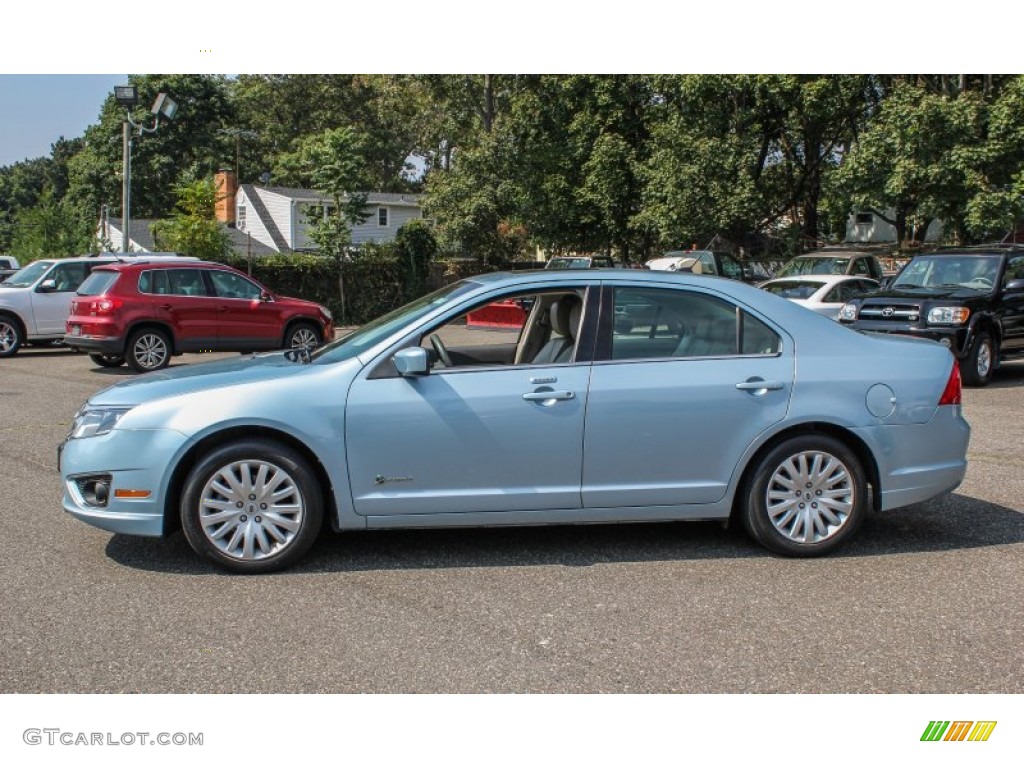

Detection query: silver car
xmin=60 ymin=270 xmax=970 ymax=573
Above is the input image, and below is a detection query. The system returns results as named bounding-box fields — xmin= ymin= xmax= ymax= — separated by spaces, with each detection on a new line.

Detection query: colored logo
xmin=921 ymin=721 xmax=997 ymax=742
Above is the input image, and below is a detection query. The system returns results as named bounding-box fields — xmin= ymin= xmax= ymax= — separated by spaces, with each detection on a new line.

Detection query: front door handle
xmin=522 ymin=390 xmax=575 ymax=402
xmin=735 ymin=378 xmax=785 ymax=394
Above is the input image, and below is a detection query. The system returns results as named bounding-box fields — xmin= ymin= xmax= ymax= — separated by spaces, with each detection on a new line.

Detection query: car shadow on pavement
xmin=988 ymin=361 xmax=1024 ymax=389
xmin=103 ymin=492 xmax=1024 ymax=576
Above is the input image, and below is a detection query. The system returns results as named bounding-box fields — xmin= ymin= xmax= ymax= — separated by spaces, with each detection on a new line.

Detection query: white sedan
xmin=760 ymin=275 xmax=879 ymax=320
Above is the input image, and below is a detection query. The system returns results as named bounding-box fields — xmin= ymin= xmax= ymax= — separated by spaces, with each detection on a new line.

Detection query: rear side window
xmin=77 ymin=270 xmax=119 ymax=296
xmin=608 ymin=287 xmax=780 ymax=360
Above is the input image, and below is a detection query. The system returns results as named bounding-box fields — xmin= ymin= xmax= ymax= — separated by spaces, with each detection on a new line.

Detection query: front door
xmin=346 ymin=364 xmax=590 ymax=516
xmin=345 ymin=285 xmax=594 ymax=517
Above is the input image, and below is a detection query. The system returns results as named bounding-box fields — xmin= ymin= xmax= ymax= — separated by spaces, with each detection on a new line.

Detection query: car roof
xmin=91 ymin=259 xmax=231 ymax=272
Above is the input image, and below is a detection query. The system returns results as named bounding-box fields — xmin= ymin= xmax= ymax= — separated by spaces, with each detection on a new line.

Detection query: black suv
xmin=839 ymin=246 xmax=1024 ymax=386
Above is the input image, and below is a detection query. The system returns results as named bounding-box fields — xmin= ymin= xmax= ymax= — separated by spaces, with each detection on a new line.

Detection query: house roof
xmin=107 ymin=218 xmax=158 ymax=251
xmin=106 ymin=217 xmax=278 ymax=258
xmin=256 ymin=186 xmax=424 ymax=206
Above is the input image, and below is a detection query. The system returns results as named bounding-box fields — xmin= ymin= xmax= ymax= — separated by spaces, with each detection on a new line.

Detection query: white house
xmin=217 ymin=171 xmax=424 ymax=254
xmin=846 ymin=210 xmax=943 ymax=243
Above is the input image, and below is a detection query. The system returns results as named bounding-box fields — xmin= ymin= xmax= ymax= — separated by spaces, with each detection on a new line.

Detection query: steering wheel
xmin=967 ymin=276 xmax=993 ymax=288
xmin=429 ymin=333 xmax=452 ymax=367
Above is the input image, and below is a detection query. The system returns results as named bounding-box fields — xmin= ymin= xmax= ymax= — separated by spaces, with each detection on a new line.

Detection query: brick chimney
xmin=215 ymin=170 xmax=237 ymax=225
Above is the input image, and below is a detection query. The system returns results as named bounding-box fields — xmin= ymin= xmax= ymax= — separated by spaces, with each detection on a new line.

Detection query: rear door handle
xmin=158 ymin=304 xmax=173 ymax=311
xmin=736 ymin=379 xmax=784 ymax=393
xmin=523 ymin=390 xmax=575 ymax=402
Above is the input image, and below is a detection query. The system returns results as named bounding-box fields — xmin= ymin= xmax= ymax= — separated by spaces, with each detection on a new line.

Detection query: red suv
xmin=66 ymin=261 xmax=334 ymax=372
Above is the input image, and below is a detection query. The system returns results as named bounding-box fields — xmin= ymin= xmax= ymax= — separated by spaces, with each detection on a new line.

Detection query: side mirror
xmin=393 ymin=347 xmax=429 ymax=377
xmin=1004 ymin=278 xmax=1024 ymax=293
xmin=37 ymin=279 xmax=57 ymax=293
xmin=260 ymin=291 xmax=273 ymax=302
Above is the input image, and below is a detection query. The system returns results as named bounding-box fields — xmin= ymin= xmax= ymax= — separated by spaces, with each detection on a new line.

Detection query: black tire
xmin=89 ymin=353 xmax=125 ymax=368
xmin=283 ymin=322 xmax=322 ymax=350
xmin=0 ymin=316 xmax=23 ymax=358
xmin=180 ymin=440 xmax=323 ymax=574
xmin=126 ymin=328 xmax=171 ymax=372
xmin=742 ymin=434 xmax=868 ymax=557
xmin=961 ymin=330 xmax=995 ymax=387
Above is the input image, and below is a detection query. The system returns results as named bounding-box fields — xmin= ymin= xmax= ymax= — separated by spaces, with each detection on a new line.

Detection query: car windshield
xmin=762 ymin=280 xmax=822 ymax=300
xmin=776 ymin=257 xmax=850 ymax=277
xmin=311 ymin=280 xmax=479 ymax=364
xmin=0 ymin=260 xmax=53 ymax=288
xmin=891 ymin=255 xmax=1001 ymax=291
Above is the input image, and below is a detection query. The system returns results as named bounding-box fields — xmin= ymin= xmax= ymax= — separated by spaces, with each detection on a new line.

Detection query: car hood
xmin=89 ymin=352 xmax=318 ymax=407
xmin=864 ymin=286 xmax=989 ymax=302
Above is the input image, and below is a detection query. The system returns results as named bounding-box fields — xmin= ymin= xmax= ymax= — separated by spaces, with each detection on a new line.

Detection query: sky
xmin=0 ymin=75 xmax=128 ymax=166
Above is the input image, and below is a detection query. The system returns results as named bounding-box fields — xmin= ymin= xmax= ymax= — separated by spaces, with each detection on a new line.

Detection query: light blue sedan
xmin=59 ymin=270 xmax=970 ymax=573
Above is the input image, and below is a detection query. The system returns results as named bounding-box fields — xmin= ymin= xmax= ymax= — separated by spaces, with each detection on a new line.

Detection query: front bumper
xmin=847 ymin=321 xmax=970 ymax=358
xmin=60 ymin=427 xmax=191 ymax=537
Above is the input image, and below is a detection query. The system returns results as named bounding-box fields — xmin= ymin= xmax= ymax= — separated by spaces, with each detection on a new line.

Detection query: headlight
xmin=321 ymin=306 xmax=333 ymax=322
xmin=838 ymin=303 xmax=858 ymax=322
xmin=69 ymin=407 xmax=132 ymax=439
xmin=927 ymin=306 xmax=970 ymax=325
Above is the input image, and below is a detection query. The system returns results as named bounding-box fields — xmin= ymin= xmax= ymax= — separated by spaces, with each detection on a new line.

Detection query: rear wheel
xmin=180 ymin=440 xmax=323 ymax=573
xmin=743 ymin=435 xmax=868 ymax=557
xmin=89 ymin=353 xmax=125 ymax=368
xmin=0 ymin=317 xmax=22 ymax=357
xmin=961 ymin=330 xmax=995 ymax=387
xmin=126 ymin=328 xmax=171 ymax=372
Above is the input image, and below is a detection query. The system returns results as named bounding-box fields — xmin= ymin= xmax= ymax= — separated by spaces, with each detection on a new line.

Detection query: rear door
xmin=582 ymin=283 xmax=794 ymax=508
xmin=160 ymin=269 xmax=221 ymax=351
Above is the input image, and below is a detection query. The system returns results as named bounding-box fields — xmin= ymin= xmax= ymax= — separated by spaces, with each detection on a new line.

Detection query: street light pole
xmin=121 ymin=119 xmax=132 ymax=252
xmin=114 ymin=85 xmax=179 ymax=253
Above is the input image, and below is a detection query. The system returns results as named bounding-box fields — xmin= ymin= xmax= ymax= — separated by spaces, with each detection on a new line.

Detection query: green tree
xmin=11 ymin=188 xmax=95 ymax=261
xmin=151 ymin=178 xmax=231 ymax=260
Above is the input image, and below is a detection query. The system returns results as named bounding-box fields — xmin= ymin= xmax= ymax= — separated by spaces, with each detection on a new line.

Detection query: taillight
xmin=938 ymin=360 xmax=961 ymax=406
xmin=88 ymin=298 xmax=123 ymax=315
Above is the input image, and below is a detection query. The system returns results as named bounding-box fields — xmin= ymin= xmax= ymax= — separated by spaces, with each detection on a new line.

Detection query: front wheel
xmin=180 ymin=440 xmax=323 ymax=573
xmin=89 ymin=353 xmax=125 ymax=368
xmin=126 ymin=328 xmax=171 ymax=372
xmin=284 ymin=322 xmax=322 ymax=350
xmin=0 ymin=317 xmax=23 ymax=358
xmin=742 ymin=435 xmax=868 ymax=557
xmin=961 ymin=330 xmax=995 ymax=387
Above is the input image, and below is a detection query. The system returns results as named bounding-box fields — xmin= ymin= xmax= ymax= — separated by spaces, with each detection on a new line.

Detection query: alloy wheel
xmin=133 ymin=333 xmax=168 ymax=369
xmin=764 ymin=450 xmax=855 ymax=545
xmin=198 ymin=460 xmax=305 ymax=562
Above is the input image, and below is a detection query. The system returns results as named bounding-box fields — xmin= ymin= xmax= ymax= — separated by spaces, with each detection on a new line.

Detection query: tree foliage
xmin=5 ymin=74 xmax=1024 ymax=267
xmin=151 ymin=178 xmax=231 ymax=260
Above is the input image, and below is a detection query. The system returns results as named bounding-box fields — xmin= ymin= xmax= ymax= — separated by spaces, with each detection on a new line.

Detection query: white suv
xmin=0 ymin=253 xmax=195 ymax=358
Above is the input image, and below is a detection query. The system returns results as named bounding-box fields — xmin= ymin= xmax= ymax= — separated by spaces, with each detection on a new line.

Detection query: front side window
xmin=421 ymin=288 xmax=587 ymax=370
xmin=48 ymin=262 xmax=89 ymax=292
xmin=608 ymin=287 xmax=779 ymax=361
xmin=1003 ymin=255 xmax=1024 ymax=287
xmin=208 ymin=270 xmax=263 ymax=300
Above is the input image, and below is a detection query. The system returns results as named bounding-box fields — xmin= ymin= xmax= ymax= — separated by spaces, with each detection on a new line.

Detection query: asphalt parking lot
xmin=1 ymin=345 xmax=1022 ymax=693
